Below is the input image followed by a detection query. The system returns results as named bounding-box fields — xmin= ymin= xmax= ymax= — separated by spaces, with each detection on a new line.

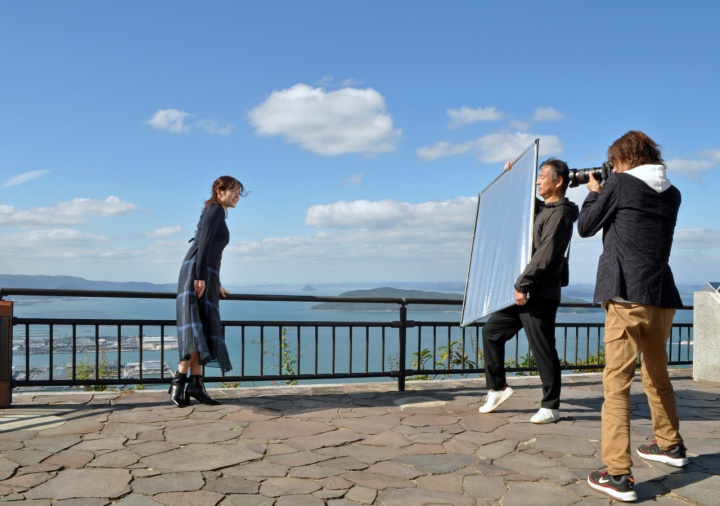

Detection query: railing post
xmin=0 ymin=300 xmax=13 ymax=408
xmin=397 ymin=304 xmax=407 ymax=392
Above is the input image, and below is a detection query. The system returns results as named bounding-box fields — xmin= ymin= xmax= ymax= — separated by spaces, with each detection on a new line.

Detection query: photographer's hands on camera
xmin=586 ymin=172 xmax=602 ymax=193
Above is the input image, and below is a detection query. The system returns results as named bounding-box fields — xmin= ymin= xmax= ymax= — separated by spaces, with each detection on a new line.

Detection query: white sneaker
xmin=479 ymin=387 xmax=514 ymax=413
xmin=530 ymin=408 xmax=560 ymax=424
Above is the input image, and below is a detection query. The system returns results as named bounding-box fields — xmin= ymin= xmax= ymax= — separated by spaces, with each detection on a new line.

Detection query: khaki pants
xmin=601 ymin=300 xmax=682 ymax=476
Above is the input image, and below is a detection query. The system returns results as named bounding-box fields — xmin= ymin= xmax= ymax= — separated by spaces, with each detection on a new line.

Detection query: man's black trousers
xmin=481 ymin=298 xmax=561 ymax=410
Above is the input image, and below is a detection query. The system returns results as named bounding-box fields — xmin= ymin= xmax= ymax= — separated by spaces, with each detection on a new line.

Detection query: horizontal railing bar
xmin=2 ymin=287 xmax=695 ymax=311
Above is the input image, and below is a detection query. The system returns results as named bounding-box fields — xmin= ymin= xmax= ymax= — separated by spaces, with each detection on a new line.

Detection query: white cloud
xmin=146 ymin=109 xmax=190 ymax=133
xmin=416 ymin=140 xmax=476 ymax=161
xmin=195 ymin=119 xmax=234 ymax=135
xmin=673 ymin=228 xmax=720 ymax=249
xmin=0 ymin=196 xmax=481 ymax=285
xmin=417 ymin=132 xmax=563 ymax=164
xmin=508 ymin=120 xmax=531 ymax=131
xmin=0 ymin=196 xmax=137 ymax=227
xmin=701 ymin=149 xmax=720 ymax=163
xmin=3 ymin=170 xmax=51 ymax=188
xmin=665 ymin=156 xmax=716 ymax=175
xmin=145 ymin=226 xmax=182 ymax=238
xmin=474 ymin=133 xmax=563 ymax=163
xmin=0 ymin=229 xmax=188 ymax=281
xmin=342 ymin=173 xmax=363 ymax=185
xmin=532 ymin=107 xmax=563 ymax=122
xmin=316 ymin=75 xmax=365 ymax=88
xmin=1 ymin=228 xmax=109 ymax=254
xmin=306 ymin=197 xmax=476 ymax=231
xmin=202 ymin=196 xmax=479 ymax=283
xmin=447 ymin=106 xmax=503 ymax=128
xmin=248 ymin=83 xmax=401 ymax=156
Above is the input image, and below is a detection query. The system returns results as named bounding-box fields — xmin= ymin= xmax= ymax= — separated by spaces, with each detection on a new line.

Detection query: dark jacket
xmin=577 ymin=166 xmax=683 ymax=309
xmin=193 ymin=204 xmax=230 ymax=283
xmin=515 ymin=197 xmax=579 ymax=301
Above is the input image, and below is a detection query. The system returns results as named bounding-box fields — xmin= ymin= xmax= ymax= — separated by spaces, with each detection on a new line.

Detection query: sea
xmin=8 ymin=284 xmax=694 ymax=389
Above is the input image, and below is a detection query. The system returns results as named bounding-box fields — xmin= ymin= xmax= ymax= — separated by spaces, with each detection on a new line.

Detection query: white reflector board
xmin=461 ymin=140 xmax=539 ymax=326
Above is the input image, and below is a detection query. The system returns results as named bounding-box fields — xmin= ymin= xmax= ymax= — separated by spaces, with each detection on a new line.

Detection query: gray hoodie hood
xmin=625 ymin=163 xmax=672 ymax=193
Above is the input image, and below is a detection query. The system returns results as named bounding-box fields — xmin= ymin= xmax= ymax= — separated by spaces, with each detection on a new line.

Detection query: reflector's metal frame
xmin=461 ymin=139 xmax=539 ymax=326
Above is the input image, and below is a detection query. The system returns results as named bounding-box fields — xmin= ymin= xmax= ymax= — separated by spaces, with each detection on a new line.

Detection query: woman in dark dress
xmin=169 ymin=176 xmax=245 ymax=407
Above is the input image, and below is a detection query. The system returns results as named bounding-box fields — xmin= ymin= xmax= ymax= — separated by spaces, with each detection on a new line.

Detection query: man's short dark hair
xmin=540 ymin=158 xmax=570 ymax=194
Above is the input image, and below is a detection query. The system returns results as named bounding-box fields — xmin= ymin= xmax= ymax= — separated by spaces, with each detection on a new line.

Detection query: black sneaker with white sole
xmin=588 ymin=470 xmax=637 ymax=502
xmin=637 ymin=440 xmax=689 ymax=467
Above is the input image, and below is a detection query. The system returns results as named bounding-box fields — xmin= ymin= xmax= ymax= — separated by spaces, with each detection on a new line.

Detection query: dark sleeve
xmin=194 ymin=205 xmax=224 ymax=280
xmin=515 ymin=208 xmax=573 ymax=294
xmin=577 ymin=176 xmax=621 ymax=238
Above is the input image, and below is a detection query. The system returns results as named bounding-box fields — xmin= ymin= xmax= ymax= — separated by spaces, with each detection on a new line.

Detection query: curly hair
xmin=607 ymin=131 xmax=663 ymax=169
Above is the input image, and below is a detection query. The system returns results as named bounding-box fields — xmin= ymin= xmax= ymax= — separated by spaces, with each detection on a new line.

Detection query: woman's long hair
xmin=204 ymin=176 xmax=246 ymax=207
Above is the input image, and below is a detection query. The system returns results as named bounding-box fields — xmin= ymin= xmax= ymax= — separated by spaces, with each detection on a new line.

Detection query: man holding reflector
xmin=478 ymin=158 xmax=578 ymax=424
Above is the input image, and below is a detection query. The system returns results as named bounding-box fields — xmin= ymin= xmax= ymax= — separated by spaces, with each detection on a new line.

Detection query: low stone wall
xmin=693 ymin=288 xmax=720 ymax=383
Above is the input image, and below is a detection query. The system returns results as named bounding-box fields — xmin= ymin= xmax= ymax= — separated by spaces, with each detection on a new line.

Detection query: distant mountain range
xmin=0 ymin=274 xmax=175 ymax=293
xmin=0 ymin=274 xmax=703 ymax=307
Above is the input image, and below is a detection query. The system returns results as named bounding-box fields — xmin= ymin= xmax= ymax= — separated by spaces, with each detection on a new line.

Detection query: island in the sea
xmin=312 ymin=287 xmax=463 ymax=312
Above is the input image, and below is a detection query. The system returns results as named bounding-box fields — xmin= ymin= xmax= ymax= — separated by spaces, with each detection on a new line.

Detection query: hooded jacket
xmin=515 ymin=196 xmax=579 ymax=301
xmin=577 ymin=164 xmax=683 ymax=308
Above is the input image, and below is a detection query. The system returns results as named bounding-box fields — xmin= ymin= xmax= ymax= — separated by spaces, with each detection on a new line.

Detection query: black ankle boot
xmin=185 ymin=375 xmax=221 ymax=405
xmin=168 ymin=372 xmax=188 ymax=407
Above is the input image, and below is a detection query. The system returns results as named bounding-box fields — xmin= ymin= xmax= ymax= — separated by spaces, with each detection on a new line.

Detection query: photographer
xmin=579 ymin=131 xmax=687 ymax=503
xmin=479 ymin=158 xmax=578 ymax=424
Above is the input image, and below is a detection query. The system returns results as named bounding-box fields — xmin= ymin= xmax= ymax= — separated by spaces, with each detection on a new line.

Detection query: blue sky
xmin=1 ymin=1 xmax=719 ymax=288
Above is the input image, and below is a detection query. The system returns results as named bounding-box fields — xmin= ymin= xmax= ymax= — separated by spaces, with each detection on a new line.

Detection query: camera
xmin=568 ymin=162 xmax=613 ymax=188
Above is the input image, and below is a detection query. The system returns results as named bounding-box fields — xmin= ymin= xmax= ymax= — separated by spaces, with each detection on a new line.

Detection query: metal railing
xmin=0 ymin=288 xmax=694 ymax=406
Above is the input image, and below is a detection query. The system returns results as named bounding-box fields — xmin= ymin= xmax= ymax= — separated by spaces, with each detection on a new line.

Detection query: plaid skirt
xmin=175 ymin=243 xmax=232 ymax=372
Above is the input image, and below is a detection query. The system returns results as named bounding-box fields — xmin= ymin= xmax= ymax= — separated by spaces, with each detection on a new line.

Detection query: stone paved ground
xmin=1 ymin=371 xmax=719 ymax=505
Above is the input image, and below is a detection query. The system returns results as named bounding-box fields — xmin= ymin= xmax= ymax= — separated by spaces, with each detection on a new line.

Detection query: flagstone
xmin=242 ymin=418 xmax=333 ymax=440
xmin=284 ymin=429 xmax=364 ymax=450
xmin=0 ymin=471 xmax=54 ymax=488
xmin=345 ymin=485 xmax=377 ymax=504
xmin=414 ymin=473 xmax=464 ymax=494
xmin=341 ymin=471 xmax=416 ymax=490
xmin=25 ymin=469 xmax=131 ymax=500
xmin=288 ymin=465 xmax=345 ymax=479
xmin=24 ymin=435 xmax=81 ymax=453
xmin=502 ymin=481 xmax=578 ymax=506
xmin=43 ymin=449 xmax=95 ymax=469
xmin=131 ymin=471 xmax=204 ymax=494
xmin=152 ymin=490 xmax=224 ymax=506
xmin=266 ymin=450 xmax=333 ymax=467
xmin=259 ymin=477 xmax=322 ymax=497
xmin=74 ymin=436 xmax=127 ymax=451
xmin=365 ymin=461 xmax=423 ymax=479
xmin=331 ymin=415 xmax=399 ymax=434
xmin=87 ymin=449 xmax=141 ymax=468
xmin=140 ymin=443 xmax=262 ymax=472
xmin=361 ymin=431 xmax=412 ymax=447
xmin=276 ymin=495 xmax=325 ymax=506
xmin=1 ymin=449 xmax=53 ymax=466
xmin=395 ymin=454 xmax=477 ymax=473
xmin=463 ymin=473 xmax=507 ymax=500
xmin=164 ymin=422 xmax=240 ymax=444
xmin=375 ymin=487 xmax=476 ymax=506
xmin=222 ymin=461 xmax=289 ymax=479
